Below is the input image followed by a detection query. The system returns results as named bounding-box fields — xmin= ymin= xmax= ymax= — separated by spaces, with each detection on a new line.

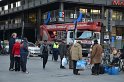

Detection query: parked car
xmin=1 ymin=41 xmax=9 ymax=54
xmin=28 ymin=42 xmax=40 ymax=57
xmin=5 ymin=45 xmax=9 ymax=54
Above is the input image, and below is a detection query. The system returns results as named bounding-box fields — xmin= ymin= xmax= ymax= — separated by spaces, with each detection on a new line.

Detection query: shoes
xmin=69 ymin=67 xmax=73 ymax=69
xmin=60 ymin=66 xmax=66 ymax=69
xmin=74 ymin=73 xmax=80 ymax=75
xmin=25 ymin=71 xmax=29 ymax=74
xmin=91 ymin=73 xmax=99 ymax=76
xmin=22 ymin=71 xmax=29 ymax=74
xmin=9 ymin=68 xmax=14 ymax=71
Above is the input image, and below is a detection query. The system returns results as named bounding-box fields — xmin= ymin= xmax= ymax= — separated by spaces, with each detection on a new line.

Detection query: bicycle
xmin=102 ymin=49 xmax=111 ymax=65
xmin=118 ymin=59 xmax=124 ymax=72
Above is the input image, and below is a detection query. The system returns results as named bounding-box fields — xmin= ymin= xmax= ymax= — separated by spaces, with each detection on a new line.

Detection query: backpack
xmin=21 ymin=42 xmax=28 ymax=52
xmin=42 ymin=45 xmax=48 ymax=53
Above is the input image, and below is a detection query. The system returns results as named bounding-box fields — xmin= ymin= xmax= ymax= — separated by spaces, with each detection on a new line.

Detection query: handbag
xmin=76 ymin=60 xmax=86 ymax=69
xmin=62 ymin=57 xmax=67 ymax=66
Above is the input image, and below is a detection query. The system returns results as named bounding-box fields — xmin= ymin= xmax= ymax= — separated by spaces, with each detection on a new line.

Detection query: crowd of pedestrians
xmin=2 ymin=32 xmax=124 ymax=75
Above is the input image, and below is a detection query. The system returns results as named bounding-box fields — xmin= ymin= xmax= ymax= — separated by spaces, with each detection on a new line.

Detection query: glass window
xmin=77 ymin=31 xmax=92 ymax=39
xmin=11 ymin=3 xmax=13 ymax=8
xmin=4 ymin=5 xmax=8 ymax=10
xmin=80 ymin=8 xmax=87 ymax=18
xmin=15 ymin=18 xmax=21 ymax=24
xmin=0 ymin=7 xmax=2 ymax=11
xmin=29 ymin=13 xmax=36 ymax=23
xmin=112 ymin=11 xmax=123 ymax=21
xmin=112 ymin=11 xmax=116 ymax=20
xmin=65 ymin=10 xmax=77 ymax=19
xmin=16 ymin=1 xmax=21 ymax=7
xmin=80 ymin=8 xmax=87 ymax=14
xmin=90 ymin=9 xmax=100 ymax=19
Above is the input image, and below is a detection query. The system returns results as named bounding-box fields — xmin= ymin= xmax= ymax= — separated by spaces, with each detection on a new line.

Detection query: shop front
xmin=111 ymin=27 xmax=124 ymax=49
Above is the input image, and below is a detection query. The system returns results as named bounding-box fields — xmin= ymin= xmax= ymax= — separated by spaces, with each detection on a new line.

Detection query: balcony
xmin=0 ymin=0 xmax=57 ymax=16
xmin=115 ymin=20 xmax=124 ymax=26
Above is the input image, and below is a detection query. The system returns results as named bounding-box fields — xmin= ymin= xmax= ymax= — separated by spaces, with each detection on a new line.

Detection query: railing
xmin=0 ymin=0 xmax=57 ymax=15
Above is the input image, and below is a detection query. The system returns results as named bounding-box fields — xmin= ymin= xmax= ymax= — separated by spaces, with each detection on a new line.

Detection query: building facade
xmin=0 ymin=0 xmax=124 ymax=48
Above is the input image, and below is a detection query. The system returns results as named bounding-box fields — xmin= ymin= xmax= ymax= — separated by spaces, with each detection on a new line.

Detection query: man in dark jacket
xmin=59 ymin=41 xmax=67 ymax=69
xmin=20 ymin=38 xmax=29 ymax=73
xmin=40 ymin=40 xmax=49 ymax=69
xmin=9 ymin=33 xmax=17 ymax=71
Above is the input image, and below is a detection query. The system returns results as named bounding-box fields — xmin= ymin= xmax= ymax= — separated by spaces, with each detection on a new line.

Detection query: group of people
xmin=111 ymin=47 xmax=124 ymax=65
xmin=7 ymin=33 xmax=124 ymax=75
xmin=40 ymin=39 xmax=104 ymax=75
xmin=9 ymin=33 xmax=29 ymax=73
xmin=40 ymin=40 xmax=67 ymax=69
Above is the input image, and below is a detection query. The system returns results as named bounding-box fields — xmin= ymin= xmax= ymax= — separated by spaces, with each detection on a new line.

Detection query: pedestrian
xmin=52 ymin=40 xmax=59 ymax=61
xmin=40 ymin=40 xmax=49 ymax=69
xmin=9 ymin=33 xmax=17 ymax=71
xmin=67 ymin=43 xmax=73 ymax=69
xmin=112 ymin=47 xmax=117 ymax=56
xmin=59 ymin=41 xmax=67 ymax=69
xmin=20 ymin=38 xmax=29 ymax=73
xmin=90 ymin=40 xmax=103 ymax=75
xmin=70 ymin=41 xmax=82 ymax=75
xmin=12 ymin=39 xmax=21 ymax=72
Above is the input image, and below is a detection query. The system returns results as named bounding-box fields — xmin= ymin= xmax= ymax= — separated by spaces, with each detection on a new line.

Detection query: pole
xmin=73 ymin=21 xmax=77 ymax=43
xmin=21 ymin=21 xmax=24 ymax=40
xmin=3 ymin=26 xmax=5 ymax=41
xmin=100 ymin=6 xmax=104 ymax=44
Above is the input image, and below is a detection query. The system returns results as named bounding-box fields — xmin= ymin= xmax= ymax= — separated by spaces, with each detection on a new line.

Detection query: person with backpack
xmin=40 ymin=40 xmax=49 ymax=69
xmin=20 ymin=38 xmax=29 ymax=74
xmin=90 ymin=40 xmax=103 ymax=75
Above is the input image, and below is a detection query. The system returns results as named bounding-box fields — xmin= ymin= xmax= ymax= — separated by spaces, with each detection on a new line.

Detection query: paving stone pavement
xmin=0 ymin=55 xmax=124 ymax=82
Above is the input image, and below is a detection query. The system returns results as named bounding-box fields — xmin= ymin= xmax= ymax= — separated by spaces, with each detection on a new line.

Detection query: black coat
xmin=9 ymin=37 xmax=16 ymax=54
xmin=59 ymin=43 xmax=67 ymax=59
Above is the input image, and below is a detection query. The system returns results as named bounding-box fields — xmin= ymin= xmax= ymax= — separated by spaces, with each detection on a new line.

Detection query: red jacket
xmin=12 ymin=42 xmax=20 ymax=56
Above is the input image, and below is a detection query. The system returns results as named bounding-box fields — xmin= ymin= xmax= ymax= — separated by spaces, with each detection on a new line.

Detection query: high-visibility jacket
xmin=53 ymin=43 xmax=59 ymax=48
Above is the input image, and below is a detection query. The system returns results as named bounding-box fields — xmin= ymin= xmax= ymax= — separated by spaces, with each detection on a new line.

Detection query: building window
xmin=65 ymin=10 xmax=77 ymax=19
xmin=16 ymin=1 xmax=21 ymax=7
xmin=112 ymin=11 xmax=123 ymax=21
xmin=91 ymin=9 xmax=100 ymax=19
xmin=15 ymin=18 xmax=21 ymax=24
xmin=80 ymin=8 xmax=87 ymax=14
xmin=4 ymin=5 xmax=8 ymax=10
xmin=80 ymin=8 xmax=87 ymax=18
xmin=0 ymin=7 xmax=1 ymax=11
xmin=11 ymin=3 xmax=13 ymax=9
xmin=29 ymin=13 xmax=36 ymax=24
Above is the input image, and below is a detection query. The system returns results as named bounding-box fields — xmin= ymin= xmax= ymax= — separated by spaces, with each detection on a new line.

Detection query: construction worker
xmin=52 ymin=41 xmax=59 ymax=61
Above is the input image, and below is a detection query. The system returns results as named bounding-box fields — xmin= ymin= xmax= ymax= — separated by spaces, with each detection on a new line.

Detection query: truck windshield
xmin=77 ymin=31 xmax=92 ymax=39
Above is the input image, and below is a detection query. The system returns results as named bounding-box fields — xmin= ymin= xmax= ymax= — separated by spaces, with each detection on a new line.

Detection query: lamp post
xmin=21 ymin=21 xmax=24 ymax=40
